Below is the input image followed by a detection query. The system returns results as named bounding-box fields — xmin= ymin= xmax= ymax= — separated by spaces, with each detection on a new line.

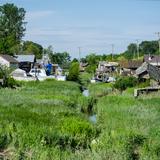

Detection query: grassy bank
xmin=88 ymin=83 xmax=160 ymax=159
xmin=0 ymin=80 xmax=160 ymax=159
xmin=0 ymin=80 xmax=98 ymax=159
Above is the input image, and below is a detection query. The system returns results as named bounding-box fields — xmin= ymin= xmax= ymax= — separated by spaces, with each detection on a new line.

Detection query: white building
xmin=0 ymin=55 xmax=18 ymax=68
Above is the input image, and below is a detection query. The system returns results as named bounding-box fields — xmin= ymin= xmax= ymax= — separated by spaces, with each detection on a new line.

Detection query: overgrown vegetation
xmin=114 ymin=76 xmax=138 ymax=92
xmin=67 ymin=62 xmax=80 ymax=82
xmin=0 ymin=80 xmax=99 ymax=159
xmin=0 ymin=66 xmax=19 ymax=88
xmin=0 ymin=78 xmax=160 ymax=159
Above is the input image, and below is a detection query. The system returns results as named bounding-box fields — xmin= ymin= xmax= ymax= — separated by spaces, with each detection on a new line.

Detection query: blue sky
xmin=1 ymin=0 xmax=160 ymax=58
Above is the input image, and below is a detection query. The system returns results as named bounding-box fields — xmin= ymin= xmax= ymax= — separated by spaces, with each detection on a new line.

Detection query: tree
xmin=0 ymin=3 xmax=26 ymax=55
xmin=139 ymin=41 xmax=158 ymax=55
xmin=86 ymin=54 xmax=99 ymax=65
xmin=84 ymin=54 xmax=99 ymax=73
xmin=123 ymin=43 xmax=137 ymax=59
xmin=67 ymin=62 xmax=80 ymax=82
xmin=22 ymin=41 xmax=43 ymax=58
xmin=72 ymin=58 xmax=79 ymax=63
xmin=50 ymin=52 xmax=71 ymax=69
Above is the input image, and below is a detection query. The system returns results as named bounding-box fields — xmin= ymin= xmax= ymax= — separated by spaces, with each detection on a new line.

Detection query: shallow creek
xmin=82 ymin=89 xmax=97 ymax=124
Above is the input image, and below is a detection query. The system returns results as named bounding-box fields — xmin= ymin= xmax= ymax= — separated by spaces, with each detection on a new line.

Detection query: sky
xmin=1 ymin=0 xmax=160 ymax=58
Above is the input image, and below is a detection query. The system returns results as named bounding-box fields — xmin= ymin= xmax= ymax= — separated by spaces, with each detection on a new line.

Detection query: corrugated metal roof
xmin=15 ymin=55 xmax=35 ymax=63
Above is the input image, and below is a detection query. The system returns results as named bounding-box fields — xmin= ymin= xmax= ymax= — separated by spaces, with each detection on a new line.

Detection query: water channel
xmin=82 ymin=89 xmax=97 ymax=124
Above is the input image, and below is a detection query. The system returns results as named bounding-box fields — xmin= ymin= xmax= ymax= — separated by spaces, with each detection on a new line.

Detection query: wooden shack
xmin=136 ymin=62 xmax=160 ymax=83
xmin=120 ymin=60 xmax=143 ymax=76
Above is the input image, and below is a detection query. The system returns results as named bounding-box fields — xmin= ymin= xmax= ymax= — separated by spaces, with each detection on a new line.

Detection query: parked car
xmin=29 ymin=68 xmax=47 ymax=77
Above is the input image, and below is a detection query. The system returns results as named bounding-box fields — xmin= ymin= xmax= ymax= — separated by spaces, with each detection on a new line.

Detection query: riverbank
xmin=0 ymin=80 xmax=160 ymax=159
xmin=0 ymin=80 xmax=99 ymax=159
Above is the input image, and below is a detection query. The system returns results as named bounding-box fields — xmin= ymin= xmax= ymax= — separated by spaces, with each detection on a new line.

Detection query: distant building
xmin=144 ymin=55 xmax=160 ymax=67
xmin=15 ymin=55 xmax=36 ymax=73
xmin=136 ymin=62 xmax=160 ymax=85
xmin=95 ymin=61 xmax=119 ymax=81
xmin=119 ymin=60 xmax=143 ymax=76
xmin=0 ymin=54 xmax=18 ymax=68
xmin=96 ymin=61 xmax=119 ymax=73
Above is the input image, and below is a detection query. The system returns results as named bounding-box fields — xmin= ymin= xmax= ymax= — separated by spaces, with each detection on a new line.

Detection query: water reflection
xmin=89 ymin=114 xmax=97 ymax=124
xmin=83 ymin=90 xmax=89 ymax=97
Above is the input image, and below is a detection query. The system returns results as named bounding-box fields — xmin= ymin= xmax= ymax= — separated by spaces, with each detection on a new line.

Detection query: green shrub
xmin=67 ymin=62 xmax=80 ymax=82
xmin=0 ymin=66 xmax=20 ymax=88
xmin=4 ymin=77 xmax=20 ymax=88
xmin=114 ymin=76 xmax=138 ymax=92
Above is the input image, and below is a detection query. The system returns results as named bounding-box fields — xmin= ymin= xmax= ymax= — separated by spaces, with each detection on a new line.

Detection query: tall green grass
xmin=0 ymin=80 xmax=98 ymax=159
xmin=90 ymin=83 xmax=160 ymax=159
xmin=0 ymin=80 xmax=160 ymax=159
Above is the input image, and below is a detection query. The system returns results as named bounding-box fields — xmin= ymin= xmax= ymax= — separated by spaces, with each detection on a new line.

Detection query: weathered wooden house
xmin=136 ymin=62 xmax=160 ymax=83
xmin=119 ymin=60 xmax=143 ymax=76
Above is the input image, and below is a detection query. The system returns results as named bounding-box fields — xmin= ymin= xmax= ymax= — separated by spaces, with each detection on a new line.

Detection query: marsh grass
xmin=0 ymin=80 xmax=98 ymax=159
xmin=0 ymin=80 xmax=160 ymax=159
xmin=91 ymin=83 xmax=160 ymax=159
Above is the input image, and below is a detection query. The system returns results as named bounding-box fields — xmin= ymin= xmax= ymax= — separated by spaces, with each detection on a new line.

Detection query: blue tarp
xmin=46 ymin=63 xmax=52 ymax=76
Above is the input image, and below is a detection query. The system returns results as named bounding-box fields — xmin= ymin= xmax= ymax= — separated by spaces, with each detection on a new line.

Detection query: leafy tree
xmin=123 ymin=43 xmax=137 ymax=60
xmin=67 ymin=62 xmax=80 ymax=82
xmin=86 ymin=54 xmax=99 ymax=65
xmin=72 ymin=58 xmax=79 ymax=63
xmin=139 ymin=41 xmax=158 ymax=55
xmin=128 ymin=43 xmax=137 ymax=59
xmin=80 ymin=57 xmax=87 ymax=63
xmin=0 ymin=3 xmax=26 ymax=55
xmin=22 ymin=41 xmax=43 ymax=58
xmin=50 ymin=52 xmax=71 ymax=69
xmin=84 ymin=54 xmax=99 ymax=73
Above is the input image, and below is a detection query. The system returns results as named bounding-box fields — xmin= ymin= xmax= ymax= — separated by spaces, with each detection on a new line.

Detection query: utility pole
xmin=136 ymin=39 xmax=140 ymax=59
xmin=78 ymin=47 xmax=81 ymax=62
xmin=155 ymin=32 xmax=160 ymax=55
xmin=111 ymin=44 xmax=114 ymax=61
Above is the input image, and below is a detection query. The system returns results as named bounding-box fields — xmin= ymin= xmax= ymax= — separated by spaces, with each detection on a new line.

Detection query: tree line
xmin=0 ymin=3 xmax=159 ymax=68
